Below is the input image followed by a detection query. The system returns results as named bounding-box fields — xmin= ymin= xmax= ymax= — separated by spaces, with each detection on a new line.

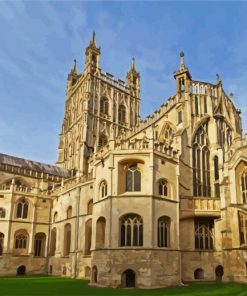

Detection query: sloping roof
xmin=0 ymin=153 xmax=70 ymax=178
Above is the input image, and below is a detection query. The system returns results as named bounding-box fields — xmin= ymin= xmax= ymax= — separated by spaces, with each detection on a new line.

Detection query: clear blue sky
xmin=0 ymin=1 xmax=247 ymax=164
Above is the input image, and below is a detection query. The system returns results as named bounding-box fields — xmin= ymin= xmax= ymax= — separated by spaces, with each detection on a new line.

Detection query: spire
xmin=180 ymin=51 xmax=185 ymax=70
xmin=73 ymin=59 xmax=77 ymax=73
xmin=88 ymin=31 xmax=97 ymax=48
xmin=131 ymin=57 xmax=136 ymax=71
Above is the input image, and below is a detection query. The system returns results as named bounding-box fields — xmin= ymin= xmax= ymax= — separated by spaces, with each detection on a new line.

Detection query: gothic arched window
xmin=192 ymin=125 xmax=211 ymax=197
xmin=214 ymin=156 xmax=220 ymax=198
xmin=15 ymin=232 xmax=28 ymax=249
xmin=67 ymin=206 xmax=72 ymax=219
xmin=100 ymin=97 xmax=109 ymax=115
xmin=126 ymin=164 xmax=141 ymax=192
xmin=241 ymin=171 xmax=247 ymax=204
xmin=64 ymin=223 xmax=71 ymax=256
xmin=195 ymin=218 xmax=214 ymax=249
xmin=0 ymin=233 xmax=4 ymax=256
xmin=118 ymin=105 xmax=126 ymax=123
xmin=158 ymin=179 xmax=168 ymax=196
xmin=98 ymin=134 xmax=108 ymax=148
xmin=34 ymin=233 xmax=46 ymax=257
xmin=120 ymin=214 xmax=143 ymax=247
xmin=16 ymin=198 xmax=29 ymax=219
xmin=100 ymin=180 xmax=107 ymax=198
xmin=87 ymin=199 xmax=93 ymax=215
xmin=239 ymin=211 xmax=247 ymax=245
xmin=0 ymin=208 xmax=6 ymax=218
xmin=157 ymin=216 xmax=170 ymax=247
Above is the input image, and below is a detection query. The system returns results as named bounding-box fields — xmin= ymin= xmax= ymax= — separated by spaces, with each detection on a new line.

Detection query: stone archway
xmin=215 ymin=265 xmax=224 ymax=281
xmin=122 ymin=269 xmax=135 ymax=288
xmin=16 ymin=265 xmax=26 ymax=275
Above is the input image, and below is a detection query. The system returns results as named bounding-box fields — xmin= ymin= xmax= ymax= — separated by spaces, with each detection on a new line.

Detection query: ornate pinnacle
xmin=180 ymin=51 xmax=185 ymax=70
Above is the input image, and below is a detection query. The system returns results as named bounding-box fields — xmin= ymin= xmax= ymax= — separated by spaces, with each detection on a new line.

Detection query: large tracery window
xmin=158 ymin=216 xmax=170 ymax=247
xmin=239 ymin=211 xmax=247 ymax=245
xmin=193 ymin=125 xmax=211 ymax=197
xmin=100 ymin=97 xmax=109 ymax=115
xmin=16 ymin=198 xmax=29 ymax=219
xmin=126 ymin=164 xmax=141 ymax=192
xmin=120 ymin=214 xmax=143 ymax=247
xmin=241 ymin=171 xmax=247 ymax=204
xmin=216 ymin=119 xmax=232 ymax=149
xmin=15 ymin=232 xmax=28 ymax=249
xmin=195 ymin=218 xmax=214 ymax=250
xmin=118 ymin=105 xmax=126 ymax=123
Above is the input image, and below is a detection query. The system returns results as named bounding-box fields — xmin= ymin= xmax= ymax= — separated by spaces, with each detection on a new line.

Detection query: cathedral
xmin=0 ymin=33 xmax=246 ymax=288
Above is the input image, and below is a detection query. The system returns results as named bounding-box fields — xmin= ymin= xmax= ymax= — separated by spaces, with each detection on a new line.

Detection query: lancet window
xmin=158 ymin=179 xmax=168 ymax=196
xmin=126 ymin=164 xmax=141 ymax=192
xmin=157 ymin=216 xmax=170 ymax=247
xmin=239 ymin=211 xmax=247 ymax=245
xmin=16 ymin=198 xmax=29 ymax=219
xmin=192 ymin=124 xmax=211 ymax=197
xmin=241 ymin=170 xmax=247 ymax=204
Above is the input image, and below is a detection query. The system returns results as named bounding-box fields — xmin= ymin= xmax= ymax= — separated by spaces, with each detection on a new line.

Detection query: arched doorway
xmin=194 ymin=268 xmax=204 ymax=280
xmin=16 ymin=265 xmax=26 ymax=275
xmin=122 ymin=269 xmax=135 ymax=288
xmin=215 ymin=265 xmax=224 ymax=281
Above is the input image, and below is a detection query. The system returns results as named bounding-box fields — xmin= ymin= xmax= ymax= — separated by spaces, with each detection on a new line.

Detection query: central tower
xmin=56 ymin=33 xmax=141 ymax=174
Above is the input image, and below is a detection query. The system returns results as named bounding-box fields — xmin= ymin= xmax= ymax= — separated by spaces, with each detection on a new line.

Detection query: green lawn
xmin=0 ymin=276 xmax=247 ymax=296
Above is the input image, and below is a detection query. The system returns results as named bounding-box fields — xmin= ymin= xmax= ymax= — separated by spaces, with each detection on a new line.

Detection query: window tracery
xmin=100 ymin=180 xmax=108 ymax=198
xmin=126 ymin=164 xmax=141 ymax=192
xmin=118 ymin=104 xmax=126 ymax=123
xmin=241 ymin=170 xmax=247 ymax=204
xmin=192 ymin=124 xmax=211 ymax=197
xmin=239 ymin=211 xmax=247 ymax=245
xmin=195 ymin=218 xmax=214 ymax=249
xmin=16 ymin=198 xmax=29 ymax=219
xmin=157 ymin=216 xmax=170 ymax=247
xmin=15 ymin=232 xmax=28 ymax=249
xmin=100 ymin=97 xmax=108 ymax=115
xmin=120 ymin=214 xmax=143 ymax=247
xmin=158 ymin=179 xmax=168 ymax=196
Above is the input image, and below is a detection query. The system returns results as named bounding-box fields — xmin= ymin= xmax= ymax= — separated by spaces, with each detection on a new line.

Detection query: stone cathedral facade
xmin=0 ymin=33 xmax=247 ymax=288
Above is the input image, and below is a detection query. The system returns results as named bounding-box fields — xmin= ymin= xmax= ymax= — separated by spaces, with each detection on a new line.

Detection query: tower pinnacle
xmin=180 ymin=51 xmax=185 ymax=70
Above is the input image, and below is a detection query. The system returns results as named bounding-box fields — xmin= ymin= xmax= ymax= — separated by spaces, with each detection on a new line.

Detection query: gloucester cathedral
xmin=0 ymin=33 xmax=246 ymax=288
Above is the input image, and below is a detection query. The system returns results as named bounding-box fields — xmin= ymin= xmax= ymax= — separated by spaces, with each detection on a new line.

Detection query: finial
xmin=131 ymin=57 xmax=136 ymax=70
xmin=229 ymin=92 xmax=234 ymax=99
xmin=216 ymin=73 xmax=220 ymax=82
xmin=92 ymin=31 xmax=96 ymax=45
xmin=180 ymin=51 xmax=185 ymax=70
xmin=73 ymin=59 xmax=77 ymax=72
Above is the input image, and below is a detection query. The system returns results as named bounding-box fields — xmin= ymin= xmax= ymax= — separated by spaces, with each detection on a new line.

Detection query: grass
xmin=0 ymin=276 xmax=247 ymax=296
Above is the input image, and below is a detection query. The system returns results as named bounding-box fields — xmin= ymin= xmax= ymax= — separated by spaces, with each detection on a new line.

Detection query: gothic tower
xmin=56 ymin=33 xmax=141 ymax=174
